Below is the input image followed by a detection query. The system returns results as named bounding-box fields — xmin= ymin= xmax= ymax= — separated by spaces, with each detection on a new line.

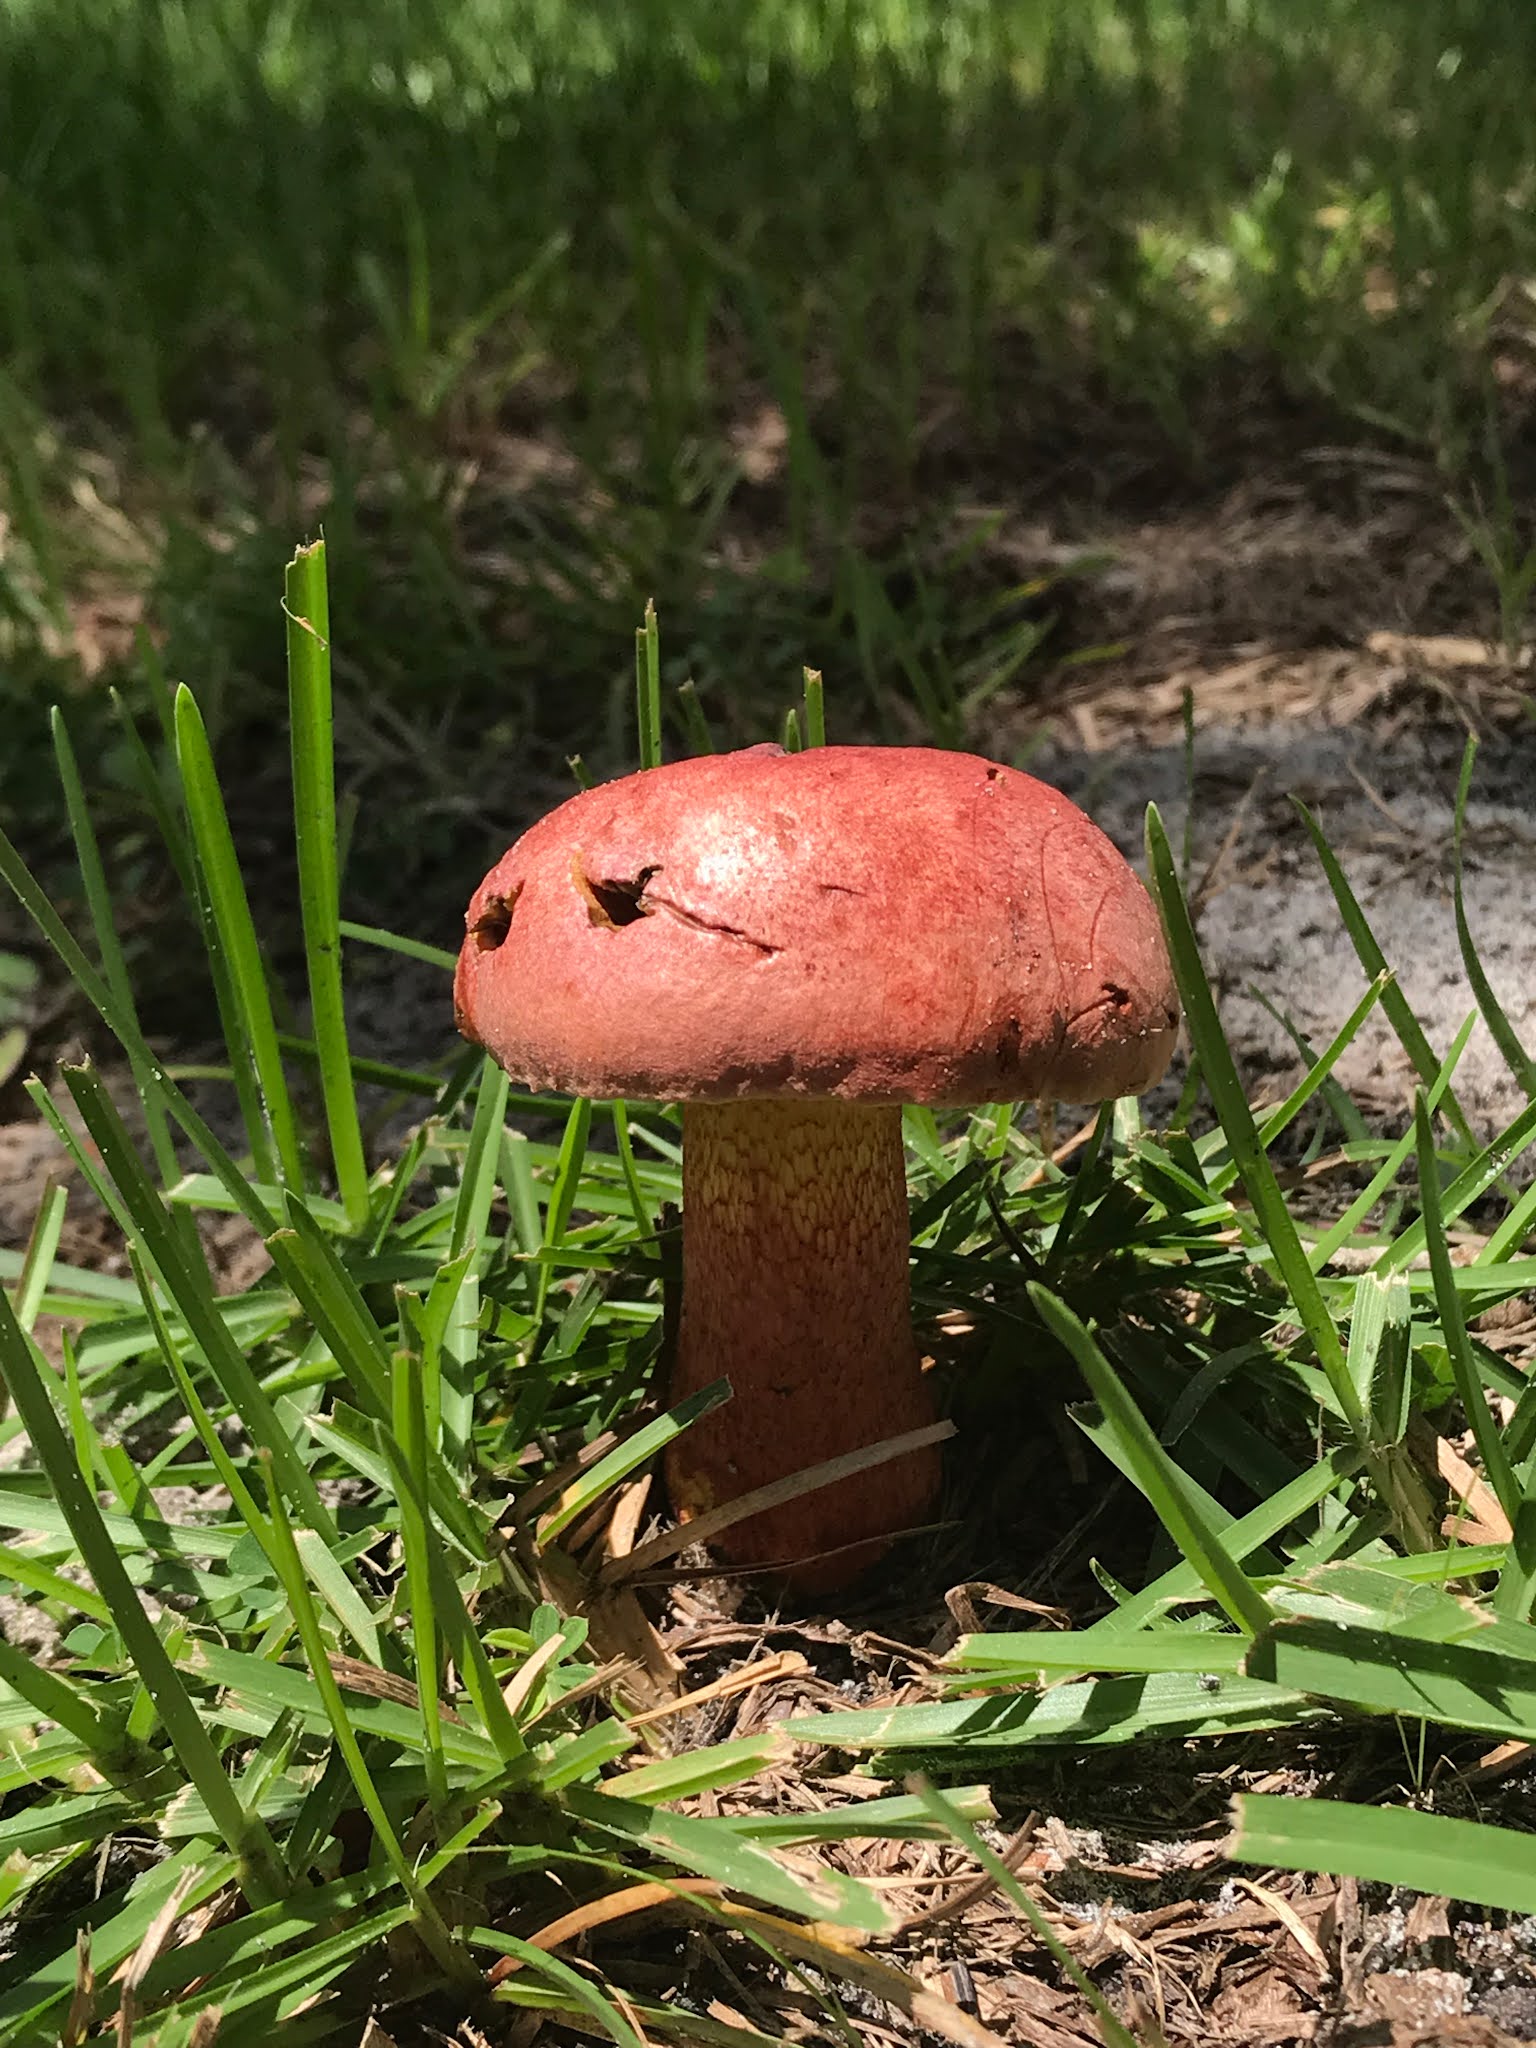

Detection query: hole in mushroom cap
xmin=470 ymin=887 xmax=520 ymax=952
xmin=577 ymin=863 xmax=660 ymax=929
xmin=1102 ymin=982 xmax=1131 ymax=1009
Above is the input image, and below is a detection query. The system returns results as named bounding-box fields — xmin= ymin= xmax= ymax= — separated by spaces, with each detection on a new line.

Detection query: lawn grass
xmin=0 ymin=540 xmax=1534 ymax=2038
xmin=5 ymin=0 xmax=1536 ymax=935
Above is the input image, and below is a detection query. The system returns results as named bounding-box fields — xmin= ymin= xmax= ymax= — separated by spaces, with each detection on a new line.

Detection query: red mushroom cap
xmin=455 ymin=746 xmax=1178 ymax=1105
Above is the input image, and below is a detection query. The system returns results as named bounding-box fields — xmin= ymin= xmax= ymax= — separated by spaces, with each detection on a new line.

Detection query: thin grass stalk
xmin=174 ymin=685 xmax=306 ymax=1186
xmin=1453 ymin=736 xmax=1536 ymax=1098
xmin=802 ymin=667 xmax=826 ymax=745
xmin=1031 ymin=1283 xmax=1273 ymax=1635
xmin=12 ymin=1181 xmax=66 ymax=1334
xmin=1414 ymin=1096 xmax=1522 ymax=1551
xmin=635 ymin=600 xmax=662 ymax=769
xmin=442 ymin=1059 xmax=508 ymax=1463
xmin=50 ymin=709 xmax=181 ymax=1189
xmin=908 ymin=1780 xmax=1141 ymax=2048
xmin=1145 ymin=806 xmax=1361 ymax=1430
xmin=532 ymin=1096 xmax=594 ymax=1330
xmin=1294 ymin=797 xmax=1476 ymax=1145
xmin=286 ymin=538 xmax=370 ymax=1229
xmin=392 ymin=1347 xmax=451 ymax=1823
xmin=675 ymin=680 xmax=715 ymax=754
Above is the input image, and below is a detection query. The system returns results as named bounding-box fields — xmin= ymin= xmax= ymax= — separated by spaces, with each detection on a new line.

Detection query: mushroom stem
xmin=664 ymin=1098 xmax=941 ymax=1591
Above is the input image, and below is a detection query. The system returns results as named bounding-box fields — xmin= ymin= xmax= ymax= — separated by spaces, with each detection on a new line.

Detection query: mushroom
xmin=455 ymin=745 xmax=1179 ymax=1591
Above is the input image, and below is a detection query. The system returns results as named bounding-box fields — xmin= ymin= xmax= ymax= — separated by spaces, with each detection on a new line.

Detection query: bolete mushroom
xmin=455 ymin=745 xmax=1178 ymax=1591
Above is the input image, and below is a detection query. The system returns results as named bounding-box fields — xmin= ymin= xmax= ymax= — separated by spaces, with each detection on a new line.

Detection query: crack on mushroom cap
xmin=643 ymin=887 xmax=781 ymax=956
xmin=573 ymin=856 xmax=781 ymax=955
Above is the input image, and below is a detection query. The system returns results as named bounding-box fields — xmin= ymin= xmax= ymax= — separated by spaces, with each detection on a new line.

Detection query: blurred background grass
xmin=3 ymin=0 xmax=1534 ymax=947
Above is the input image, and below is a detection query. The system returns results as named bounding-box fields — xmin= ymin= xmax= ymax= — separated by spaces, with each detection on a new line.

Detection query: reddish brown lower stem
xmin=664 ymin=1099 xmax=942 ymax=1592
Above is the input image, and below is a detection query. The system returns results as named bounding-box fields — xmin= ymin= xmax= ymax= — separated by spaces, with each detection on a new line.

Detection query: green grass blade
xmin=168 ymin=1897 xmax=416 ymax=2025
xmin=1079 ymin=1444 xmax=1363 ymax=1638
xmin=1231 ymin=1793 xmax=1536 ymax=1913
xmin=273 ymin=1030 xmax=440 ymax=1098
xmin=58 ymin=1065 xmax=334 ymax=1537
xmin=1415 ymin=1094 xmax=1519 ymax=1525
xmin=50 ymin=707 xmax=181 ymax=1188
xmin=607 ymin=1735 xmax=798 ymax=1805
xmin=441 ymin=1058 xmax=508 ymax=1462
xmin=1351 ymin=1272 xmax=1413 ymax=1446
xmin=1248 ymin=988 xmax=1374 ymax=1147
xmin=0 ymin=1633 xmax=123 ymax=1756
xmin=908 ymin=1780 xmax=1140 ymax=2048
xmin=611 ymin=1101 xmax=653 ymax=1241
xmin=1206 ymin=972 xmax=1389 ymax=1197
xmin=0 ymin=1289 xmax=283 ymax=1902
xmin=264 ymin=1221 xmax=392 ymax=1421
xmin=453 ymin=1061 xmax=509 ymax=1269
xmin=131 ymin=1250 xmax=274 ymax=1540
xmin=0 ymin=1538 xmax=111 ymax=1621
xmin=565 ymin=1787 xmax=899 ymax=1935
xmin=1030 ymin=1283 xmax=1273 ymax=1636
xmin=724 ymin=1786 xmax=996 ymax=1845
xmin=636 ymin=599 xmax=662 ymax=769
xmin=478 ymin=1930 xmax=647 ymax=2048
xmin=1308 ymin=1012 xmax=1475 ymax=1271
xmin=802 ymin=666 xmax=826 ymax=746
xmin=533 ymin=1095 xmax=594 ymax=1327
xmin=1246 ymin=1618 xmax=1536 ymax=1745
xmin=1145 ymin=803 xmax=1364 ymax=1438
xmin=272 ymin=1204 xmax=488 ymax=1558
xmin=12 ymin=1180 xmax=66 ymax=1334
xmin=1453 ymin=736 xmax=1536 ymax=1098
xmin=293 ymin=1527 xmax=384 ymax=1667
xmin=787 ymin=1671 xmax=1313 ymax=1755
xmin=366 ymin=1422 xmax=525 ymax=1765
xmin=1480 ymin=1169 xmax=1536 ymax=1267
xmin=286 ymin=537 xmax=370 ymax=1229
xmin=258 ymin=1456 xmax=470 ymax=1982
xmin=536 ymin=1378 xmax=731 ymax=1546
xmin=392 ymin=1346 xmax=449 ymax=1819
xmin=403 ymin=1251 xmax=462 ymax=1452
xmin=0 ymin=1484 xmax=243 ymax=1559
xmin=110 ymin=683 xmax=196 ymax=901
xmin=950 ymin=1632 xmax=1248 ymax=1680
xmin=200 ymin=1640 xmax=497 ymax=1768
xmin=500 ymin=1128 xmax=543 ymax=1256
xmin=1294 ymin=797 xmax=1476 ymax=1144
xmin=62 ymin=1327 xmax=138 ymax=1512
xmin=174 ymin=683 xmax=305 ymax=1187
xmin=1380 ymin=1088 xmax=1536 ymax=1274
xmin=674 ymin=679 xmax=715 ymax=755
xmin=338 ymin=920 xmax=458 ymax=972
xmin=129 ymin=1868 xmax=397 ymax=2006
xmin=0 ymin=1844 xmax=237 ymax=2038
